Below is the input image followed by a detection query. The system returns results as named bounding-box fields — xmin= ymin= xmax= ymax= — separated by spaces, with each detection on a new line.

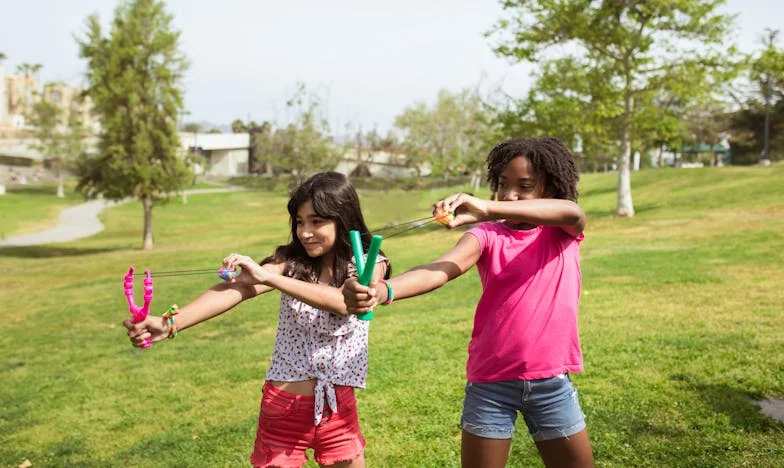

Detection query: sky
xmin=1 ymin=0 xmax=781 ymax=135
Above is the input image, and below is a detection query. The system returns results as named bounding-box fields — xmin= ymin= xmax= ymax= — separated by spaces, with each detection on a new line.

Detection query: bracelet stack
xmin=379 ymin=279 xmax=394 ymax=306
xmin=162 ymin=305 xmax=179 ymax=339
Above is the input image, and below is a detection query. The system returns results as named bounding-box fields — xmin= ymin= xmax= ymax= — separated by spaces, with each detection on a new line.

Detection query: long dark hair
xmin=486 ymin=137 xmax=580 ymax=202
xmin=261 ymin=172 xmax=388 ymax=286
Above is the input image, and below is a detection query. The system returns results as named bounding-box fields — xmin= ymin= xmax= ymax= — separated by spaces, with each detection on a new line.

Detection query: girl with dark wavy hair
xmin=125 ymin=172 xmax=389 ymax=468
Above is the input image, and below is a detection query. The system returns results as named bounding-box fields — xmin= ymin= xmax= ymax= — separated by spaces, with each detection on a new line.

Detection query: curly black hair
xmin=486 ymin=137 xmax=579 ymax=202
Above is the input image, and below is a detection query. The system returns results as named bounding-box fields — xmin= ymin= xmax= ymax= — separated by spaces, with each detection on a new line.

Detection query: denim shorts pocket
xmin=537 ymin=374 xmax=568 ymax=389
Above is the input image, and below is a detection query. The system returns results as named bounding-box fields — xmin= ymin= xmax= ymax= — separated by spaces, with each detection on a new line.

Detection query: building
xmin=180 ymin=132 xmax=250 ymax=176
xmin=5 ymin=71 xmax=40 ymax=128
xmin=42 ymin=82 xmax=96 ymax=131
xmin=335 ymin=147 xmax=430 ymax=178
xmin=0 ymin=63 xmax=95 ymax=132
xmin=0 ymin=63 xmax=7 ymax=126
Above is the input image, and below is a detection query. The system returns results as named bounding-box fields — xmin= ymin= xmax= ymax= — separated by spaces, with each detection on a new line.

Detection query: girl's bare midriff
xmin=268 ymin=379 xmax=318 ymax=396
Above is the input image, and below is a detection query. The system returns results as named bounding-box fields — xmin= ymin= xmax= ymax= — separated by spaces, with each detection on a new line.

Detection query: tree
xmin=231 ymin=119 xmax=247 ymax=133
xmin=632 ymin=90 xmax=688 ymax=168
xmin=751 ymin=29 xmax=784 ymax=164
xmin=494 ymin=58 xmax=618 ymax=172
xmin=682 ymin=100 xmax=729 ymax=166
xmin=395 ymin=88 xmax=494 ymax=186
xmin=489 ymin=0 xmax=738 ymax=216
xmin=26 ymin=87 xmax=90 ymax=198
xmin=26 ymin=101 xmax=63 ymax=192
xmin=272 ymin=85 xmax=340 ymax=183
xmin=0 ymin=53 xmax=6 ymax=195
xmin=15 ymin=63 xmax=42 ymax=116
xmin=182 ymin=122 xmax=202 ymax=133
xmin=727 ymin=102 xmax=784 ymax=164
xmin=343 ymin=125 xmax=376 ymax=178
xmin=726 ymin=29 xmax=784 ymax=164
xmin=16 ymin=63 xmax=42 ymax=77
xmin=77 ymin=0 xmax=190 ymax=250
xmin=247 ymin=120 xmax=273 ymax=175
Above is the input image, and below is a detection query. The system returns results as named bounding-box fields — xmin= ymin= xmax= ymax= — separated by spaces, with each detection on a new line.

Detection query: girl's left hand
xmin=222 ymin=253 xmax=269 ymax=285
xmin=433 ymin=192 xmax=489 ymax=228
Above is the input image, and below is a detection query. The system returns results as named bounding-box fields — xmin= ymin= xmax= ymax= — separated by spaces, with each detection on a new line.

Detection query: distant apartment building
xmin=0 ymin=64 xmax=95 ymax=131
xmin=42 ymin=82 xmax=96 ymax=131
xmin=4 ymin=71 xmax=40 ymax=128
xmin=0 ymin=63 xmax=7 ymax=125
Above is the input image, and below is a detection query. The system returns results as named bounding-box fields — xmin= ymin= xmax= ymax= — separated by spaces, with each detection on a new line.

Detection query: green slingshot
xmin=349 ymin=230 xmax=383 ymax=321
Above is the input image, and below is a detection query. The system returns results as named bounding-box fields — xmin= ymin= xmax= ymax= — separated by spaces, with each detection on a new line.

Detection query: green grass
xmin=189 ymin=179 xmax=231 ymax=190
xmin=0 ymin=182 xmax=84 ymax=239
xmin=0 ymin=166 xmax=782 ymax=466
xmin=0 ymin=177 xmax=236 ymax=240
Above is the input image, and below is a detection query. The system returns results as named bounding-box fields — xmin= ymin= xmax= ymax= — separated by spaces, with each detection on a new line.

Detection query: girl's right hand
xmin=123 ymin=315 xmax=170 ymax=348
xmin=433 ymin=192 xmax=489 ymax=228
xmin=342 ymin=278 xmax=379 ymax=314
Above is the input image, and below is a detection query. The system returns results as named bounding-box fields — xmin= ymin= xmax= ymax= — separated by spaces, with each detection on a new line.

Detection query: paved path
xmin=0 ymin=187 xmax=245 ymax=247
xmin=757 ymin=397 xmax=784 ymax=423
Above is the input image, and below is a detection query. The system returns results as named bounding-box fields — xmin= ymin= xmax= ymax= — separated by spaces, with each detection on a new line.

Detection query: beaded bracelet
xmin=162 ymin=304 xmax=179 ymax=339
xmin=379 ymin=279 xmax=394 ymax=306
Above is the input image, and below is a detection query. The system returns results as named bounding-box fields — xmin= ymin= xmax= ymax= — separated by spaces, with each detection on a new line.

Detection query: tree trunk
xmin=142 ymin=195 xmax=154 ymax=250
xmin=471 ymin=169 xmax=481 ymax=193
xmin=56 ymin=172 xmax=65 ymax=198
xmin=615 ymin=94 xmax=635 ymax=217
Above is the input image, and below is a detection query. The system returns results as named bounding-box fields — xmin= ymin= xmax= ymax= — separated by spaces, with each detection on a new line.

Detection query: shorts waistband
xmin=263 ymin=381 xmax=355 ymax=407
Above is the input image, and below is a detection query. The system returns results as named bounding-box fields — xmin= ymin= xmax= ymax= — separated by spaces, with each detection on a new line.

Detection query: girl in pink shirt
xmin=124 ymin=172 xmax=389 ymax=468
xmin=344 ymin=137 xmax=594 ymax=467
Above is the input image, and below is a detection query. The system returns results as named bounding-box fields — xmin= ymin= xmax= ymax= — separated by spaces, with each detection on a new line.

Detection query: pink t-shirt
xmin=466 ymin=222 xmax=584 ymax=382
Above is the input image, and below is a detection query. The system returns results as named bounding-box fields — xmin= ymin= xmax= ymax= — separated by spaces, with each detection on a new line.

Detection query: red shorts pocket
xmin=260 ymin=388 xmax=296 ymax=420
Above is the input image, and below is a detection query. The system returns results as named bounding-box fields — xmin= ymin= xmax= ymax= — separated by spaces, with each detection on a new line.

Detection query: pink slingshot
xmin=124 ymin=266 xmax=152 ymax=349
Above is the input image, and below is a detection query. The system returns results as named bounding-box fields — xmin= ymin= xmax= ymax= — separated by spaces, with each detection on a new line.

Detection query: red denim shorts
xmin=250 ymin=382 xmax=365 ymax=467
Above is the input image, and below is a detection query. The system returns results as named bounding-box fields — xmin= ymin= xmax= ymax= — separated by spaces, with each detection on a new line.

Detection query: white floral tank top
xmin=265 ymin=257 xmax=387 ymax=425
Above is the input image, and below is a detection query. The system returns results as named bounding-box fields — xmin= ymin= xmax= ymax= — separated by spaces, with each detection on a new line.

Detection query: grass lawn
xmin=0 ymin=165 xmax=782 ymax=466
xmin=0 ymin=177 xmax=233 ymax=240
xmin=0 ymin=183 xmax=84 ymax=239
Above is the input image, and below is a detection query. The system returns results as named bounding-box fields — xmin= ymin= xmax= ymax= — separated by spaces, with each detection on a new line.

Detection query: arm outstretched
xmin=225 ymin=253 xmax=388 ymax=317
xmin=343 ymin=233 xmax=480 ymax=314
xmin=435 ymin=193 xmax=586 ymax=237
xmin=124 ymin=260 xmax=284 ymax=347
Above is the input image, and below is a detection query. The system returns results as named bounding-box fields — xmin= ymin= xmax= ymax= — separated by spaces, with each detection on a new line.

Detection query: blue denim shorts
xmin=461 ymin=374 xmax=586 ymax=442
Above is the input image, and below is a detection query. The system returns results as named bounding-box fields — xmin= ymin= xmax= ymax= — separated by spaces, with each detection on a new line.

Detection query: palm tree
xmin=16 ymin=63 xmax=43 ymax=113
xmin=17 ymin=63 xmax=42 ymax=75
